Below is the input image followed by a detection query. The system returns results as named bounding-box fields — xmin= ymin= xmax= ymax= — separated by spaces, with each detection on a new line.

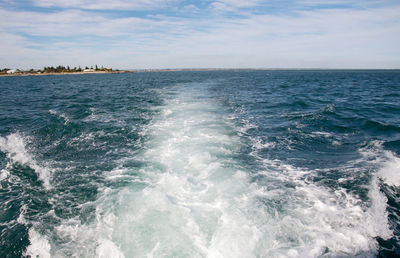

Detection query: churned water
xmin=0 ymin=70 xmax=399 ymax=257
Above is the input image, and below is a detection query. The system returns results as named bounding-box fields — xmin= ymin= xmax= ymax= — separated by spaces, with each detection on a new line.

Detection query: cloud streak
xmin=31 ymin=0 xmax=178 ymax=10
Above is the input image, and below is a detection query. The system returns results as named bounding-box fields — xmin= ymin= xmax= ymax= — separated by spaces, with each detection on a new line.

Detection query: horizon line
xmin=125 ymin=68 xmax=400 ymax=71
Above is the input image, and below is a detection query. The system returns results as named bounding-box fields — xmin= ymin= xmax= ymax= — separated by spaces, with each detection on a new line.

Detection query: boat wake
xmin=21 ymin=83 xmax=394 ymax=257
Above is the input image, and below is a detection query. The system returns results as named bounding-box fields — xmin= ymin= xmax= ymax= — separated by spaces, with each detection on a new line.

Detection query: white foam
xmin=379 ymin=151 xmax=400 ymax=187
xmin=249 ymin=177 xmax=387 ymax=256
xmin=251 ymin=137 xmax=276 ymax=150
xmin=26 ymin=209 xmax=124 ymax=257
xmin=0 ymin=133 xmax=52 ymax=189
xmin=0 ymin=168 xmax=10 ymax=182
xmin=24 ymin=228 xmax=51 ymax=258
xmin=84 ymin=107 xmax=126 ymax=126
xmin=311 ymin=131 xmax=333 ymax=138
xmin=359 ymin=140 xmax=400 ymax=187
xmin=49 ymin=109 xmax=70 ymax=124
xmin=96 ymin=239 xmax=125 ymax=258
xmin=368 ymin=177 xmax=392 ymax=238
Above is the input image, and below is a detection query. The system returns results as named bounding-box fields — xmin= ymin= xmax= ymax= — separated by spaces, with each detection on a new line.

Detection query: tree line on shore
xmin=1 ymin=65 xmax=115 ymax=74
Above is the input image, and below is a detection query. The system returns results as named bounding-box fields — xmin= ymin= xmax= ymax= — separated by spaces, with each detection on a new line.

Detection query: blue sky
xmin=1 ymin=0 xmax=399 ymax=69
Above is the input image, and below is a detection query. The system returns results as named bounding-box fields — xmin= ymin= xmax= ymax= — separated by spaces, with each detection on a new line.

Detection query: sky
xmin=1 ymin=0 xmax=399 ymax=69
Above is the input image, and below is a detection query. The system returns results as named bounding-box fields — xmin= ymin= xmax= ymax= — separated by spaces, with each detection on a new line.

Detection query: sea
xmin=0 ymin=70 xmax=399 ymax=257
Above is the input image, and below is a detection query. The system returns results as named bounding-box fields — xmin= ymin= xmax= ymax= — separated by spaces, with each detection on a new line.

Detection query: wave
xmin=0 ymin=132 xmax=52 ymax=189
xmin=236 ymin=119 xmax=393 ymax=257
xmin=359 ymin=140 xmax=400 ymax=187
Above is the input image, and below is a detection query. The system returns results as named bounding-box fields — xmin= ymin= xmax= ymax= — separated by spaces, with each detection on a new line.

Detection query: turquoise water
xmin=0 ymin=70 xmax=399 ymax=257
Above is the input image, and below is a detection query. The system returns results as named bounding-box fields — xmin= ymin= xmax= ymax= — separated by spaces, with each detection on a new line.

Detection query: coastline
xmin=0 ymin=70 xmax=132 ymax=77
xmin=2 ymin=68 xmax=399 ymax=77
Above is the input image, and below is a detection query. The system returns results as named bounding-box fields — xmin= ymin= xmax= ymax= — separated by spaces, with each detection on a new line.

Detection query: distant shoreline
xmin=130 ymin=68 xmax=400 ymax=72
xmin=0 ymin=70 xmax=132 ymax=77
xmin=1 ymin=68 xmax=399 ymax=77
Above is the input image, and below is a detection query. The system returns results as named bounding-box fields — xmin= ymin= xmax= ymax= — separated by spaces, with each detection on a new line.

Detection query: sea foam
xmin=379 ymin=151 xmax=400 ymax=187
xmin=0 ymin=133 xmax=52 ymax=189
xmin=24 ymin=228 xmax=51 ymax=258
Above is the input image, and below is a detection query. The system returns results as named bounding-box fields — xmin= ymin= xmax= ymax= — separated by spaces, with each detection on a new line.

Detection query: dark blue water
xmin=1 ymin=70 xmax=399 ymax=257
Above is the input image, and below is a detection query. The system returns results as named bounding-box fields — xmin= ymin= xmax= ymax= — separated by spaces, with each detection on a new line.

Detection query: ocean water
xmin=0 ymin=70 xmax=399 ymax=257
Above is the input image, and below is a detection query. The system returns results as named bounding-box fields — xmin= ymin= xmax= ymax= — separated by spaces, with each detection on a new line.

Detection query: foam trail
xmin=0 ymin=133 xmax=52 ymax=189
xmin=23 ymin=84 xmax=394 ymax=257
xmin=108 ymin=85 xmax=392 ymax=257
xmin=108 ymin=86 xmax=261 ymax=257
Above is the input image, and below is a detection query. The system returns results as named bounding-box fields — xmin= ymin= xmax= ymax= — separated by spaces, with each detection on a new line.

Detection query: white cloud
xmin=210 ymin=0 xmax=262 ymax=11
xmin=0 ymin=8 xmax=188 ymax=38
xmin=31 ymin=0 xmax=177 ymax=10
xmin=1 ymin=3 xmax=399 ymax=69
